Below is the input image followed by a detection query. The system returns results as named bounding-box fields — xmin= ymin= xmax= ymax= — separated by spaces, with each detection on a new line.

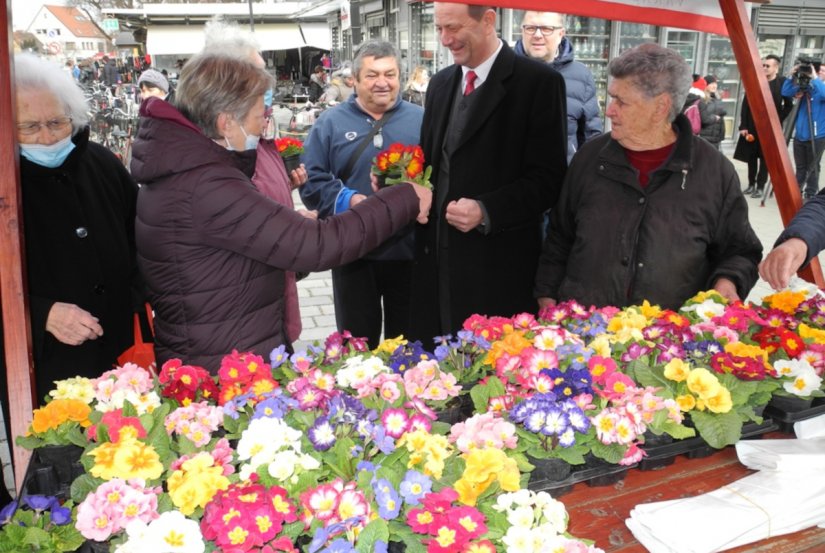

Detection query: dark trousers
xmin=331 ymin=258 xmax=413 ymax=348
xmin=747 ymin=153 xmax=768 ymax=190
xmin=793 ymin=136 xmax=825 ymax=198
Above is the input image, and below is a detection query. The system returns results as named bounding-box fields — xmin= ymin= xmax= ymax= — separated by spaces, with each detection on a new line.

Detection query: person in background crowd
xmin=201 ymin=16 xmax=316 ymax=347
xmin=137 ymin=69 xmax=169 ymax=101
xmin=782 ymin=59 xmax=825 ymax=201
xmin=101 ymin=55 xmax=120 ymax=93
xmin=515 ymin=10 xmax=602 ymax=162
xmin=65 ymin=59 xmax=80 ymax=81
xmin=9 ymin=53 xmax=142 ymax=400
xmin=131 ymin=54 xmax=431 ymax=371
xmin=735 ymin=54 xmax=793 ymax=198
xmin=301 ymin=41 xmax=423 ymax=347
xmin=535 ymin=44 xmax=762 ymax=310
xmin=409 ymin=2 xmax=567 ymax=342
xmin=699 ymin=75 xmax=727 ymax=149
xmin=320 ymin=67 xmax=355 ymax=104
xmin=403 ymin=65 xmax=430 ymax=106
xmin=819 ymin=63 xmax=825 ymax=82
xmin=760 ymin=190 xmax=825 ymax=290
xmin=309 ymin=65 xmax=327 ymax=102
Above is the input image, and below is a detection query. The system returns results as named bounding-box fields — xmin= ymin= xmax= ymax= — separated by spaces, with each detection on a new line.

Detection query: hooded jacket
xmin=515 ymin=36 xmax=602 ymax=161
xmin=535 ymin=114 xmax=763 ymax=310
xmin=131 ymin=98 xmax=419 ymax=371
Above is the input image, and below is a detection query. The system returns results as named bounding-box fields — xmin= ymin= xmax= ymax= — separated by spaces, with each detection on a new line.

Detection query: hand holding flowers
xmin=371 ymin=143 xmax=432 ymax=189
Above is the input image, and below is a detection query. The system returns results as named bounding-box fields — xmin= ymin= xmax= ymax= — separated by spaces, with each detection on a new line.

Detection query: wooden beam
xmin=0 ymin=2 xmax=36 ymax=490
xmin=718 ymin=0 xmax=825 ymax=287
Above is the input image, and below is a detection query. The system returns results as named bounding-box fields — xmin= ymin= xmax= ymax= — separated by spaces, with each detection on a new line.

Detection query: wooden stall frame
xmin=1 ymin=0 xmax=823 ymax=493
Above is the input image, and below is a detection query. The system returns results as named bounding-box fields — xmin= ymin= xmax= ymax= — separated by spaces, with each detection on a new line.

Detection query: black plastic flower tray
xmin=763 ymin=401 xmax=825 ymax=434
xmin=637 ymin=419 xmax=780 ymax=471
xmin=527 ymin=460 xmax=634 ymax=498
xmin=19 ymin=447 xmax=85 ymax=502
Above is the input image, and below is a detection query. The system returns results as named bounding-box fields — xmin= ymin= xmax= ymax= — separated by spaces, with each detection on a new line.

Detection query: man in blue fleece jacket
xmin=300 ymin=40 xmax=424 ymax=347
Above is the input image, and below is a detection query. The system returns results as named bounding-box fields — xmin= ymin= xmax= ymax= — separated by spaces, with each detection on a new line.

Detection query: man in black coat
xmin=735 ymin=54 xmax=793 ymax=198
xmin=409 ymin=2 xmax=568 ymax=342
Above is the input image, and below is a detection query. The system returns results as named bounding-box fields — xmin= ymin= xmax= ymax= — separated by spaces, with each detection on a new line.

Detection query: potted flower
xmin=0 ymin=496 xmax=83 ymax=553
xmin=275 ymin=136 xmax=304 ymax=173
xmin=371 ymin=143 xmax=432 ymax=189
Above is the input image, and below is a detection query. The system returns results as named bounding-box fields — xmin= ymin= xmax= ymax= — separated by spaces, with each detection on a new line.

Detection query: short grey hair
xmin=175 ymin=54 xmax=273 ymax=139
xmin=202 ymin=16 xmax=261 ymax=60
xmin=13 ymin=53 xmax=90 ymax=134
xmin=607 ymin=43 xmax=692 ymax=122
xmin=352 ymin=40 xmax=400 ymax=80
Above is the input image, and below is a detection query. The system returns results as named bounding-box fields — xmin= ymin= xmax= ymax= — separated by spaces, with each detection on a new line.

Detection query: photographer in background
xmin=782 ymin=59 xmax=825 ymax=200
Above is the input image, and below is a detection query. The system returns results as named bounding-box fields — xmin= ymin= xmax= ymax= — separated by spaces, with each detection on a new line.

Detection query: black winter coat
xmin=775 ymin=191 xmax=825 ymax=269
xmin=535 ymin=115 xmax=763 ymax=310
xmin=699 ymin=93 xmax=727 ymax=145
xmin=19 ymin=128 xmax=140 ymax=399
xmin=735 ymin=76 xmax=793 ymax=161
xmin=131 ymin=99 xmax=419 ymax=371
xmin=410 ymin=42 xmax=568 ymax=341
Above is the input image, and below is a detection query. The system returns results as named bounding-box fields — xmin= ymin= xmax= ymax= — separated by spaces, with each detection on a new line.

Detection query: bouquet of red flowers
xmin=371 ymin=143 xmax=432 ymax=189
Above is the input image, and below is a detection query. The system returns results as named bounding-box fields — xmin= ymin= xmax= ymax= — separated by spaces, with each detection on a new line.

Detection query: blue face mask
xmin=263 ymin=88 xmax=274 ymax=108
xmin=240 ymin=124 xmax=260 ymax=151
xmin=20 ymin=134 xmax=76 ymax=168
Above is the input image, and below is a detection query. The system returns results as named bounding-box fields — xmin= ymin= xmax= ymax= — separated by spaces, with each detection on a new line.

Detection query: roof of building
xmin=43 ymin=5 xmax=109 ymax=39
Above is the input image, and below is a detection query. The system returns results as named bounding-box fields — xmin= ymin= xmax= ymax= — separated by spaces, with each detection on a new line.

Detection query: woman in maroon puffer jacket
xmin=131 ymin=54 xmax=431 ymax=372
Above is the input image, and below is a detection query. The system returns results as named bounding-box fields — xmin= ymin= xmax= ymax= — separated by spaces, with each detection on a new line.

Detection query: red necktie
xmin=464 ymin=70 xmax=477 ymax=96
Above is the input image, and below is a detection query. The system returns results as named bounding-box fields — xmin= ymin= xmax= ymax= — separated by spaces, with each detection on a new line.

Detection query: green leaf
xmin=484 ymin=376 xmax=506 ymax=396
xmin=690 ymin=410 xmax=742 ymax=449
xmin=157 ymin=492 xmax=175 ymax=514
xmin=176 ymin=435 xmax=199 ymax=456
xmin=14 ymin=435 xmax=43 ymax=450
xmin=64 ymin=426 xmax=89 ymax=448
xmin=51 ymin=524 xmax=85 ymax=553
xmin=71 ymin=473 xmax=104 ymax=503
xmin=355 ymin=519 xmax=389 ymax=553
xmin=470 ymin=384 xmax=490 ymax=413
xmin=626 ymin=359 xmax=671 ymax=390
xmin=121 ymin=399 xmax=138 ymax=418
xmin=659 ymin=420 xmax=696 ymax=440
xmin=22 ymin=526 xmax=50 ymax=549
xmin=590 ymin=441 xmax=626 ymax=464
xmin=555 ymin=445 xmax=587 ymax=465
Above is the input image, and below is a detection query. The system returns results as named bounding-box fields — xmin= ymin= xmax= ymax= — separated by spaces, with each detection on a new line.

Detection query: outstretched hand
xmin=759 ymin=238 xmax=808 ymax=290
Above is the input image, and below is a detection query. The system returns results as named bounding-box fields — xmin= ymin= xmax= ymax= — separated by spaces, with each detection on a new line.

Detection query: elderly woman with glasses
xmin=10 ymin=53 xmax=141 ymax=400
xmin=131 ymin=53 xmax=431 ymax=372
xmin=534 ymin=44 xmax=763 ymax=310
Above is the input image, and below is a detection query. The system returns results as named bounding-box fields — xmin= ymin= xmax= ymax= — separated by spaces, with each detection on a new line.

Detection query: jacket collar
xmin=600 ymin=114 xmax=694 ymax=179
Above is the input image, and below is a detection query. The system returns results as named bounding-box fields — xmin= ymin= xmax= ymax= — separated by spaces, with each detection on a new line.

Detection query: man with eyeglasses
xmin=734 ymin=54 xmax=793 ymax=198
xmin=515 ymin=11 xmax=602 ymax=164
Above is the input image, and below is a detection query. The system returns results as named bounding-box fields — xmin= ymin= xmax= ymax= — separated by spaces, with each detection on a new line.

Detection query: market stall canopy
xmin=146 ymin=22 xmax=330 ymax=56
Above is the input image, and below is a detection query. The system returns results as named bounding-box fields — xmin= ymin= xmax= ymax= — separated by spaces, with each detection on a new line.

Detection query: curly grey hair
xmin=607 ymin=43 xmax=692 ymax=122
xmin=14 ymin=53 xmax=90 ymax=134
xmin=202 ymin=16 xmax=261 ymax=61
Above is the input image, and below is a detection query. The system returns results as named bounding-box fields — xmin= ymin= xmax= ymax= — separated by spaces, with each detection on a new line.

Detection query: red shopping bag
xmin=117 ymin=304 xmax=156 ymax=375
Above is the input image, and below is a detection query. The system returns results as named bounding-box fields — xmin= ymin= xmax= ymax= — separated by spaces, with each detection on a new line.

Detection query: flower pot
xmin=282 ymin=154 xmax=301 ymax=174
xmin=388 ymin=542 xmax=407 ymax=553
xmin=435 ymin=403 xmax=464 ymax=426
xmin=80 ymin=540 xmax=111 ymax=553
xmin=36 ymin=444 xmax=83 ymax=485
xmin=526 ymin=455 xmax=571 ymax=483
xmin=768 ymin=395 xmax=814 ymax=413
xmin=376 ymin=172 xmax=403 ymax=188
xmin=641 ymin=430 xmax=673 ymax=448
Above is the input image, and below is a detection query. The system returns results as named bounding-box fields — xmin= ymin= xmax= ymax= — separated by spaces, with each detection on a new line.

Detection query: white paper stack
xmin=794 ymin=412 xmax=825 ymax=439
xmin=626 ymin=416 xmax=825 ymax=552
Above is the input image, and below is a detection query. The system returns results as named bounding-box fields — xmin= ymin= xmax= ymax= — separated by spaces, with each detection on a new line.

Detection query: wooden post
xmin=0 ymin=3 xmax=36 ymax=490
xmin=719 ymin=0 xmax=825 ymax=287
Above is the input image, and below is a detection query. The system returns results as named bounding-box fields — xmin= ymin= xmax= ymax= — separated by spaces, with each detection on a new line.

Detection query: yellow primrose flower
xmin=375 ymin=335 xmax=407 ymax=355
xmin=689 ymin=290 xmax=724 ymax=304
xmin=167 ymin=452 xmax=230 ymax=515
xmin=462 ymin=448 xmax=504 ymax=484
xmin=49 ymin=377 xmax=95 ymax=403
xmin=724 ymin=342 xmax=769 ymax=364
xmin=484 ymin=330 xmax=531 ymax=367
xmin=663 ymin=359 xmax=691 ymax=382
xmin=454 ymin=477 xmax=482 ymax=506
xmin=675 ymin=394 xmax=696 ymax=412
xmin=764 ymin=290 xmax=807 ymax=314
xmin=686 ymin=368 xmax=721 ymax=400
xmin=589 ymin=335 xmax=612 ymax=358
xmin=639 ymin=300 xmax=662 ymax=319
xmin=89 ymin=436 xmax=162 ymax=481
xmin=799 ymin=323 xmax=825 ymax=345
xmin=704 ymin=388 xmax=733 ymax=414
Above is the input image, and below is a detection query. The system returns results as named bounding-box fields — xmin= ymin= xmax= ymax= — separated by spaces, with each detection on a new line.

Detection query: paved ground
xmin=293 ymin=146 xmax=819 ymax=350
xmin=1 ymin=147 xmax=819 ymax=495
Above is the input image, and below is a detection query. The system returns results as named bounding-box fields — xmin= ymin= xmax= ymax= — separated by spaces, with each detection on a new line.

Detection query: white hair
xmin=202 ymin=16 xmax=261 ymax=59
xmin=14 ymin=53 xmax=90 ymax=134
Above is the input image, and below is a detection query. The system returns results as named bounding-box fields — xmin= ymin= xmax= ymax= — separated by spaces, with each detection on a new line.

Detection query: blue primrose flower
xmin=356 ymin=461 xmax=376 ymax=474
xmin=399 ymin=470 xmax=432 ymax=506
xmin=23 ymin=495 xmax=56 ymax=512
xmin=308 ymin=416 xmax=337 ymax=451
xmin=269 ymin=345 xmax=289 ymax=368
xmin=541 ymin=407 xmax=570 ymax=437
xmin=371 ymin=424 xmax=396 ymax=455
xmin=0 ymin=500 xmax=18 ymax=524
xmin=372 ymin=479 xmax=401 ymax=520
xmin=321 ymin=539 xmax=357 ymax=553
xmin=50 ymin=505 xmax=72 ymax=526
xmin=308 ymin=526 xmax=331 ymax=553
xmin=252 ymin=397 xmax=288 ymax=420
xmin=375 ymin=540 xmax=389 ymax=553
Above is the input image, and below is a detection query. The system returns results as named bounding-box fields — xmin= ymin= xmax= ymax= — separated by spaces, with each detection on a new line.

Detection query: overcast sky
xmin=11 ymin=0 xmax=67 ymax=31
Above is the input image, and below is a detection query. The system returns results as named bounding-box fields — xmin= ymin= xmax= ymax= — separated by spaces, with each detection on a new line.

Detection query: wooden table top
xmin=562 ymin=438 xmax=825 ymax=553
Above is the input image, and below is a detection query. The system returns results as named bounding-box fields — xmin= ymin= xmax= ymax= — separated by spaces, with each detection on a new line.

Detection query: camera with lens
xmin=793 ymin=57 xmax=817 ymax=90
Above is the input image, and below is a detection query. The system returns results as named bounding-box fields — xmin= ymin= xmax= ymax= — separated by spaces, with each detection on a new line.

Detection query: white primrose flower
xmin=783 ymin=365 xmax=823 ymax=396
xmin=540 ymin=499 xmax=569 ymax=534
xmin=681 ymin=299 xmax=726 ymax=322
xmin=335 ymin=355 xmax=389 ymax=388
xmin=502 ymin=526 xmax=539 ymax=553
xmin=507 ymin=505 xmax=536 ymax=528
